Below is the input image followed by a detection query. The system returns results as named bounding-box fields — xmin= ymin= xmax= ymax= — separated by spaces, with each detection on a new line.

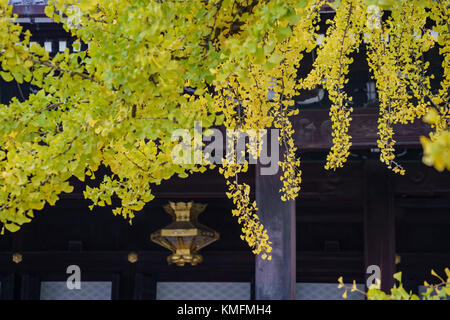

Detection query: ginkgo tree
xmin=0 ymin=0 xmax=448 ymax=259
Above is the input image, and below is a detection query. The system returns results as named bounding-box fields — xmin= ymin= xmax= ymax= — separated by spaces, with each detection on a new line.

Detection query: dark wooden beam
xmin=255 ymin=164 xmax=296 ymax=300
xmin=363 ymin=159 xmax=396 ymax=292
xmin=293 ymin=109 xmax=430 ymax=150
xmin=0 ymin=251 xmax=254 ymax=276
xmin=394 ymin=162 xmax=450 ymax=196
xmin=297 ymin=252 xmax=364 ymax=283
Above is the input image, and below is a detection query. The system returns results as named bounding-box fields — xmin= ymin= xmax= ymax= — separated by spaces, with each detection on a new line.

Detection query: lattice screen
xmin=156 ymin=282 xmax=251 ymax=300
xmin=40 ymin=281 xmax=112 ymax=300
xmin=418 ymin=285 xmax=449 ymax=300
xmin=296 ymin=282 xmax=365 ymax=300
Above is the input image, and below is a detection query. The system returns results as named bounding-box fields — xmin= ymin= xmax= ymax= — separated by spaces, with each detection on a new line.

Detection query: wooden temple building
xmin=0 ymin=1 xmax=449 ymax=300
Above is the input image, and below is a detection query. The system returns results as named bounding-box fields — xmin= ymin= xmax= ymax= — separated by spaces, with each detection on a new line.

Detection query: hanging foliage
xmin=338 ymin=268 xmax=450 ymax=300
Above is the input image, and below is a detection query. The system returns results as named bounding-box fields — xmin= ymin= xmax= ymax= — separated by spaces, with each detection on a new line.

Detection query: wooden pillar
xmin=119 ymin=263 xmax=135 ymax=299
xmin=255 ymin=164 xmax=296 ymax=300
xmin=20 ymin=274 xmax=41 ymax=300
xmin=0 ymin=274 xmax=16 ymax=300
xmin=363 ymin=159 xmax=396 ymax=292
xmin=133 ymin=273 xmax=156 ymax=300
